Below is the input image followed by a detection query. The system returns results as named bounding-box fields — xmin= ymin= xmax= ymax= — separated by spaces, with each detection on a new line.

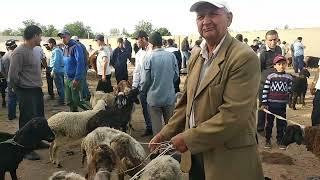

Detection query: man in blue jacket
xmin=58 ymin=30 xmax=89 ymax=112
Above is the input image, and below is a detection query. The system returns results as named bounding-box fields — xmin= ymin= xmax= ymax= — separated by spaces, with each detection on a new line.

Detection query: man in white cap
xmin=149 ymin=1 xmax=264 ymax=179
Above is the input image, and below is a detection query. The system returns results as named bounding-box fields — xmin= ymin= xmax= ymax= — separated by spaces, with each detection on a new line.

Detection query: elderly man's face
xmin=266 ymin=34 xmax=278 ymax=49
xmin=196 ymin=7 xmax=232 ymax=42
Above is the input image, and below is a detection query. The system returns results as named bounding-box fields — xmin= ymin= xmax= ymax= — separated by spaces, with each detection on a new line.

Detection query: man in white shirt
xmin=94 ymin=34 xmax=112 ymax=93
xmin=132 ymin=31 xmax=153 ymax=137
xmin=311 ymin=61 xmax=320 ymax=126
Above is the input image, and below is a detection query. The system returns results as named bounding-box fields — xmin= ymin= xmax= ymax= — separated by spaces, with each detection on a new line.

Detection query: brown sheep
xmin=87 ymin=144 xmax=118 ymax=180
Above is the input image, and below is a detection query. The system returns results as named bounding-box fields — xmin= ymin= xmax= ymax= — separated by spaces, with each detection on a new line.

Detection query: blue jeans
xmin=7 ymin=83 xmax=17 ymax=120
xmin=139 ymin=92 xmax=152 ymax=130
xmin=53 ymin=72 xmax=65 ymax=103
xmin=294 ymin=55 xmax=304 ymax=73
xmin=81 ymin=69 xmax=90 ymax=100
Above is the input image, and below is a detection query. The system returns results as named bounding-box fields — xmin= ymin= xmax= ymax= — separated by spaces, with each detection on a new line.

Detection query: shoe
xmin=141 ymin=129 xmax=153 ymax=137
xmin=8 ymin=116 xmax=17 ymax=120
xmin=277 ymin=141 xmax=287 ymax=150
xmin=24 ymin=151 xmax=40 ymax=160
xmin=35 ymin=141 xmax=50 ymax=149
xmin=264 ymin=139 xmax=272 ymax=149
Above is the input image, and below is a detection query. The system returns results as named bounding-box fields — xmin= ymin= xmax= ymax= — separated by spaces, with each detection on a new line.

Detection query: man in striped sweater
xmin=261 ymin=55 xmax=293 ymax=149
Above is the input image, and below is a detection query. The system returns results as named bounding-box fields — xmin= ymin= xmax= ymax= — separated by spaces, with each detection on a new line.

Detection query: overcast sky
xmin=1 ymin=0 xmax=319 ymax=35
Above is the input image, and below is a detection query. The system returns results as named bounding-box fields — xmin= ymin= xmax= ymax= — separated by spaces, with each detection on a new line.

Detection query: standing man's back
xmin=142 ymin=32 xmax=179 ymax=135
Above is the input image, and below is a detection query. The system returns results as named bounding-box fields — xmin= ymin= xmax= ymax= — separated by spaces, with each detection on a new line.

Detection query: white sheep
xmin=139 ymin=155 xmax=183 ymax=180
xmin=81 ymin=127 xmax=146 ymax=166
xmin=90 ymin=91 xmax=115 ymax=108
xmin=48 ymin=99 xmax=107 ymax=167
xmin=49 ymin=171 xmax=86 ymax=180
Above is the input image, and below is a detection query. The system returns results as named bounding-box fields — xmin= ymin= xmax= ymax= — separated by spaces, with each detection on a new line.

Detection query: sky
xmin=0 ymin=0 xmax=319 ymax=36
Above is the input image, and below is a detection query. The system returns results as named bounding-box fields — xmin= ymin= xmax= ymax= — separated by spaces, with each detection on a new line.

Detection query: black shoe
xmin=35 ymin=141 xmax=50 ymax=149
xmin=141 ymin=129 xmax=153 ymax=137
xmin=8 ymin=116 xmax=17 ymax=120
xmin=24 ymin=151 xmax=40 ymax=160
xmin=264 ymin=139 xmax=272 ymax=149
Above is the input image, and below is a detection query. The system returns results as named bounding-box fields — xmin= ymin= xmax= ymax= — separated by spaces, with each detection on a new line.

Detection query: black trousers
xmin=46 ymin=67 xmax=54 ymax=97
xmin=15 ymin=87 xmax=44 ymax=128
xmin=172 ymin=153 xmax=205 ymax=180
xmin=96 ymin=75 xmax=113 ymax=93
xmin=265 ymin=106 xmax=287 ymax=142
xmin=257 ymin=90 xmax=266 ymax=131
xmin=311 ymin=90 xmax=320 ymax=126
xmin=0 ymin=78 xmax=7 ymax=105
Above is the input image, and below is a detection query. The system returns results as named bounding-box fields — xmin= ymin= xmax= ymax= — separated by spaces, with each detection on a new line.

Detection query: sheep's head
xmin=127 ymin=88 xmax=140 ymax=105
xmin=15 ymin=117 xmax=55 ymax=148
xmin=282 ymin=125 xmax=304 ymax=146
xmin=91 ymin=144 xmax=117 ymax=172
xmin=110 ymin=135 xmax=131 ymax=159
xmin=114 ymin=93 xmax=128 ymax=109
xmin=299 ymin=68 xmax=310 ymax=78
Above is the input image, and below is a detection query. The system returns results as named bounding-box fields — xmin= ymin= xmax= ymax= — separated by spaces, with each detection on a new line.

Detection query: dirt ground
xmin=0 ymin=66 xmax=320 ymax=180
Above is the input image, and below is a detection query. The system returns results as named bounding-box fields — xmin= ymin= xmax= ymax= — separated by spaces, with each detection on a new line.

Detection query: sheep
xmin=86 ymin=88 xmax=140 ymax=135
xmin=0 ymin=117 xmax=55 ymax=180
xmin=90 ymin=91 xmax=115 ymax=108
xmin=81 ymin=127 xmax=146 ymax=168
xmin=86 ymin=144 xmax=118 ymax=180
xmin=48 ymin=99 xmax=107 ymax=168
xmin=0 ymin=132 xmax=14 ymax=142
xmin=138 ymin=155 xmax=183 ymax=180
xmin=288 ymin=68 xmax=310 ymax=110
xmin=49 ymin=171 xmax=86 ymax=180
xmin=282 ymin=125 xmax=320 ymax=158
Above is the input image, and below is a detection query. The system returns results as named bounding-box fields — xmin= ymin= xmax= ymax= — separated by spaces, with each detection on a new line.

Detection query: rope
xmin=261 ymin=108 xmax=305 ymax=129
xmin=0 ymin=138 xmax=25 ymax=148
xmin=129 ymin=143 xmax=176 ymax=180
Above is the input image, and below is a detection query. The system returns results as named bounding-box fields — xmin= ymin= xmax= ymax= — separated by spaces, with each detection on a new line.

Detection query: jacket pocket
xmin=224 ymin=133 xmax=256 ymax=149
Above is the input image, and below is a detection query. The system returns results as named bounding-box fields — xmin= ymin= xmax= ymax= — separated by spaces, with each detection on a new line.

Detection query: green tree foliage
xmin=155 ymin=27 xmax=171 ymax=36
xmin=41 ymin=25 xmax=59 ymax=37
xmin=110 ymin=28 xmax=120 ymax=37
xmin=64 ymin=21 xmax=93 ymax=38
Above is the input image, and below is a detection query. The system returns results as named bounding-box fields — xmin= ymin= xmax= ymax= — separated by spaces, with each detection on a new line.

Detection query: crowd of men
xmin=0 ymin=0 xmax=319 ymax=179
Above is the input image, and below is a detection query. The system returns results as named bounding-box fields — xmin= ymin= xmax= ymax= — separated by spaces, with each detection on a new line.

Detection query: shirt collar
xmin=200 ymin=34 xmax=227 ymax=63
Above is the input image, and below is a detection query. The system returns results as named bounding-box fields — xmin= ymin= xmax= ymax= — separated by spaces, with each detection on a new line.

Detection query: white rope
xmin=129 ymin=143 xmax=176 ymax=180
xmin=261 ymin=108 xmax=305 ymax=129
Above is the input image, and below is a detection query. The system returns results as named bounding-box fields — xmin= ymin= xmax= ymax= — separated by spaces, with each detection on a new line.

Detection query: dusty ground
xmin=0 ymin=66 xmax=320 ymax=180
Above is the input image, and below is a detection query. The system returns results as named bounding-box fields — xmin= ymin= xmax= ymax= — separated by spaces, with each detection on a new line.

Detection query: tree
xmin=109 ymin=28 xmax=120 ymax=37
xmin=122 ymin=28 xmax=130 ymax=37
xmin=16 ymin=19 xmax=41 ymax=36
xmin=41 ymin=25 xmax=59 ymax=37
xmin=1 ymin=28 xmax=14 ymax=36
xmin=284 ymin=24 xmax=289 ymax=30
xmin=134 ymin=20 xmax=153 ymax=36
xmin=64 ymin=21 xmax=93 ymax=38
xmin=155 ymin=27 xmax=171 ymax=36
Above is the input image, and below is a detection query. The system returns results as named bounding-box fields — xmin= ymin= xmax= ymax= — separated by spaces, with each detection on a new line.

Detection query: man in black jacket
xmin=257 ymin=30 xmax=282 ymax=133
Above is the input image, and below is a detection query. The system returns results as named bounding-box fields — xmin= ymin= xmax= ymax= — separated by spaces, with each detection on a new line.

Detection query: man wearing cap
xmin=111 ymin=38 xmax=130 ymax=84
xmin=71 ymin=36 xmax=91 ymax=101
xmin=149 ymin=1 xmax=264 ymax=179
xmin=1 ymin=39 xmax=18 ymax=120
xmin=94 ymin=34 xmax=113 ymax=93
xmin=58 ymin=29 xmax=88 ymax=112
xmin=132 ymin=31 xmax=153 ymax=137
xmin=141 ymin=31 xmax=179 ymax=136
xmin=46 ymin=38 xmax=65 ymax=106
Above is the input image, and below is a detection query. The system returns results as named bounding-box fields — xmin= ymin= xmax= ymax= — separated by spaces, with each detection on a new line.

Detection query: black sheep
xmin=0 ymin=132 xmax=14 ymax=142
xmin=86 ymin=88 xmax=139 ymax=133
xmin=282 ymin=125 xmax=304 ymax=146
xmin=289 ymin=68 xmax=310 ymax=110
xmin=0 ymin=117 xmax=55 ymax=180
xmin=305 ymin=56 xmax=320 ymax=69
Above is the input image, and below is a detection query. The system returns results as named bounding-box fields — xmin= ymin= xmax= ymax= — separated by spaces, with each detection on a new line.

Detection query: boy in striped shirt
xmin=261 ymin=55 xmax=293 ymax=149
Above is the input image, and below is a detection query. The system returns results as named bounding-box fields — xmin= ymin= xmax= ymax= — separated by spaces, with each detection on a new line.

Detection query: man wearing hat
xmin=141 ymin=31 xmax=179 ymax=136
xmin=149 ymin=1 xmax=264 ymax=179
xmin=58 ymin=29 xmax=89 ymax=112
xmin=1 ymin=39 xmax=18 ymax=119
